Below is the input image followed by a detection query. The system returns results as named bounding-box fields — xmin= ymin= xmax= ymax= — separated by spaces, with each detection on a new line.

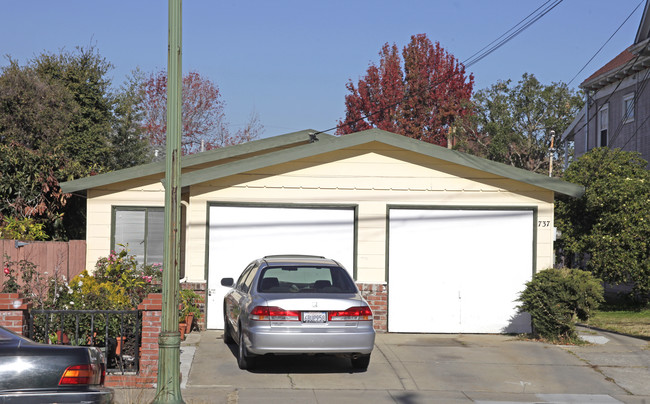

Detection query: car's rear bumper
xmin=246 ymin=326 xmax=375 ymax=355
xmin=0 ymin=388 xmax=114 ymax=404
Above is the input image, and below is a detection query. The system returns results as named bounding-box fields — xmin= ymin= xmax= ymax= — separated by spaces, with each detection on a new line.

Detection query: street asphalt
xmin=114 ymin=326 xmax=650 ymax=404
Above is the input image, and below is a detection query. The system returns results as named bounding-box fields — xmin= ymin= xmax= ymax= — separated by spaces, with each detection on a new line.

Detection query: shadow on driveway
xmin=224 ymin=341 xmax=367 ymax=374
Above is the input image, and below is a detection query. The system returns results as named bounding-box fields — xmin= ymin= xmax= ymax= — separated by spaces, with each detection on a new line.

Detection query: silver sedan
xmin=221 ymin=255 xmax=375 ymax=371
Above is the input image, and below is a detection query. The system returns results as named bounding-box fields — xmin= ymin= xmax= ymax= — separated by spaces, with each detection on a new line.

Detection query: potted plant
xmin=179 ymin=288 xmax=201 ymax=334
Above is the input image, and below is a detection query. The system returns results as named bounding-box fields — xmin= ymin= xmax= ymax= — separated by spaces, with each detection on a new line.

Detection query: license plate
xmin=302 ymin=311 xmax=327 ymax=323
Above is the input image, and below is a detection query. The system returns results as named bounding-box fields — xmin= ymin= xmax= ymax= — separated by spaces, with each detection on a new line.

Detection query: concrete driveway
xmin=116 ymin=327 xmax=650 ymax=404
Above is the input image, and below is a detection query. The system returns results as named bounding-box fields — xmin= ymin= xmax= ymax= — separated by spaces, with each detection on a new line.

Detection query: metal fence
xmin=28 ymin=309 xmax=142 ymax=374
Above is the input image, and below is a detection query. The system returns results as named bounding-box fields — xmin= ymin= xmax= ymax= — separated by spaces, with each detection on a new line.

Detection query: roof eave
xmin=182 ymin=129 xmax=585 ymax=198
xmin=581 ymin=46 xmax=650 ymax=92
xmin=60 ymin=129 xmax=329 ymax=193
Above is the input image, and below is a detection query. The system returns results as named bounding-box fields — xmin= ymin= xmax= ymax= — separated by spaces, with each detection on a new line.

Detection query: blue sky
xmin=2 ymin=1 xmax=645 ymax=138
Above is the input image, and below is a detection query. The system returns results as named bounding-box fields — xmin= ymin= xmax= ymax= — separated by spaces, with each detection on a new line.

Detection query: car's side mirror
xmin=221 ymin=278 xmax=234 ymax=287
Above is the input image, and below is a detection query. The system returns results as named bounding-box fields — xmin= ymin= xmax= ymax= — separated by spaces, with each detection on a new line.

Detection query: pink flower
xmin=3 ymin=267 xmax=9 ymax=275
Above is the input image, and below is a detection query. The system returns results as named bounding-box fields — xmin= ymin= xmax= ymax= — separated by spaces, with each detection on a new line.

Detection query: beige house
xmin=61 ymin=129 xmax=583 ymax=334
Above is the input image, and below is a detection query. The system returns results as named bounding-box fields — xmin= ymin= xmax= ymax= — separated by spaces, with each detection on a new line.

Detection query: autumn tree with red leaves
xmin=337 ymin=34 xmax=474 ymax=146
xmin=139 ymin=71 xmax=262 ymax=156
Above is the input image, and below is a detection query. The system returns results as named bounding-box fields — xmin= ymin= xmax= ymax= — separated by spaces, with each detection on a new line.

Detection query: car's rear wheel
xmin=237 ymin=327 xmax=254 ymax=370
xmin=351 ymin=354 xmax=371 ymax=371
xmin=223 ymin=313 xmax=234 ymax=344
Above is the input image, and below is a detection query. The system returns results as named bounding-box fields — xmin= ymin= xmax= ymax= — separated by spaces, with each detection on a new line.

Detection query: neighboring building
xmin=61 ymin=129 xmax=583 ymax=334
xmin=563 ymin=0 xmax=650 ymax=167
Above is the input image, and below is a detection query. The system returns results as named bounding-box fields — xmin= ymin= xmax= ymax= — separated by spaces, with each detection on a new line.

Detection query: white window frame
xmin=623 ymin=93 xmax=635 ymax=123
xmin=598 ymin=104 xmax=609 ymax=147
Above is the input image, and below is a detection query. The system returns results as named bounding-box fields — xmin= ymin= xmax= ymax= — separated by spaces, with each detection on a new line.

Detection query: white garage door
xmin=206 ymin=205 xmax=355 ymax=329
xmin=388 ymin=208 xmax=533 ymax=333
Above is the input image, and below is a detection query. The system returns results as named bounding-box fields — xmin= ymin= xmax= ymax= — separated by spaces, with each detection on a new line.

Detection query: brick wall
xmin=105 ymin=293 xmax=162 ymax=388
xmin=357 ymin=282 xmax=387 ymax=332
xmin=0 ymin=293 xmax=31 ymax=335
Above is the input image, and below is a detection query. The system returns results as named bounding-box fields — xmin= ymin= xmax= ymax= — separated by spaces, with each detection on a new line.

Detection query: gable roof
xmin=581 ymin=1 xmax=650 ymax=92
xmin=60 ymin=129 xmax=330 ymax=193
xmin=61 ymin=129 xmax=585 ymax=198
xmin=636 ymin=0 xmax=650 ymax=43
xmin=580 ymin=47 xmax=637 ymax=89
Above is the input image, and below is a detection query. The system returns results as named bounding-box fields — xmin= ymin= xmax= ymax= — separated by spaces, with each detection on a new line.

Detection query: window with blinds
xmin=113 ymin=207 xmax=164 ymax=265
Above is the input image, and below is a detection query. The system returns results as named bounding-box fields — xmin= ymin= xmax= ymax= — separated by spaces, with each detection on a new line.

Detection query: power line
xmin=620 ymin=104 xmax=650 ymax=150
xmin=567 ymin=0 xmax=644 ymax=86
xmin=462 ymin=0 xmax=558 ymax=67
xmin=317 ymin=0 xmax=565 ymax=136
xmin=563 ymin=53 xmax=642 ymax=140
xmin=608 ymin=64 xmax=650 ymax=148
xmin=464 ymin=0 xmax=563 ymax=68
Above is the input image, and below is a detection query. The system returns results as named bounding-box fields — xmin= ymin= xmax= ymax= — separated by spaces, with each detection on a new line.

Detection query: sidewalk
xmin=114 ymin=327 xmax=650 ymax=404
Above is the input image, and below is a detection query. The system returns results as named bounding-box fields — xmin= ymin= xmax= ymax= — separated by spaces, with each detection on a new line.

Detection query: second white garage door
xmin=388 ymin=208 xmax=534 ymax=333
xmin=206 ymin=205 xmax=355 ymax=329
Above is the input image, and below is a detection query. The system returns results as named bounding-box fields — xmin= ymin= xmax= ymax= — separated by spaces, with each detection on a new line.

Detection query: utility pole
xmin=548 ymin=130 xmax=555 ymax=177
xmin=153 ymin=0 xmax=184 ymax=402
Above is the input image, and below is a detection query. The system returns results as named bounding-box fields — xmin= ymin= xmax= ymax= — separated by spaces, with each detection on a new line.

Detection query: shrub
xmin=179 ymin=288 xmax=201 ymax=320
xmin=518 ymin=268 xmax=604 ymax=343
xmin=1 ymin=253 xmax=49 ymax=302
xmin=0 ymin=216 xmax=49 ymax=241
xmin=93 ymin=247 xmax=162 ymax=306
xmin=62 ymin=271 xmax=132 ymax=310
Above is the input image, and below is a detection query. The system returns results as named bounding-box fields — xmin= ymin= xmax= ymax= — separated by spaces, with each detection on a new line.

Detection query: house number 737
xmin=538 ymin=220 xmax=550 ymax=227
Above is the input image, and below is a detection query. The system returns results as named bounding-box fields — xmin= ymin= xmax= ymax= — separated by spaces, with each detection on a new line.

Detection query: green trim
xmin=182 ymin=129 xmax=584 ymax=197
xmin=203 ymin=203 xmax=212 ymax=329
xmin=111 ymin=206 xmax=164 ymax=264
xmin=62 ymin=128 xmax=584 ymax=198
xmin=60 ymin=129 xmax=330 ymax=193
xmin=352 ymin=205 xmax=359 ymax=280
xmin=203 ymin=203 xmax=211 ymax=282
xmin=384 ymin=204 xmax=391 ymax=300
xmin=532 ymin=208 xmax=538 ymax=276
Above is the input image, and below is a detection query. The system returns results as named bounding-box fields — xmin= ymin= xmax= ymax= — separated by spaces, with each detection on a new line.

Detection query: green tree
xmin=461 ymin=73 xmax=583 ymax=175
xmin=31 ymin=46 xmax=115 ymax=170
xmin=0 ymin=143 xmax=83 ymax=239
xmin=0 ymin=47 xmax=153 ymax=239
xmin=555 ymin=148 xmax=650 ymax=301
xmin=110 ymin=70 xmax=154 ymax=169
xmin=0 ymin=59 xmax=75 ymax=153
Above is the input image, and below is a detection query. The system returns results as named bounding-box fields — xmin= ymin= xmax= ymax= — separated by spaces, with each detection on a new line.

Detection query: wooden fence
xmin=0 ymin=240 xmax=86 ymax=286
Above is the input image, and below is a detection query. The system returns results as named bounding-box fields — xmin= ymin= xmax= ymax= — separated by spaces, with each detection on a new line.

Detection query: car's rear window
xmin=257 ymin=266 xmax=357 ymax=293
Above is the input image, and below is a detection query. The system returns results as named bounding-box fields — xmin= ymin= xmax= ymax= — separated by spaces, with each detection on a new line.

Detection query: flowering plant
xmin=1 ymin=254 xmax=19 ymax=293
xmin=93 ymin=247 xmax=162 ymax=306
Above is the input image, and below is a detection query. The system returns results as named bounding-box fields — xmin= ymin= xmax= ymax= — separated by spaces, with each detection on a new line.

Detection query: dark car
xmin=0 ymin=326 xmax=113 ymax=404
xmin=221 ymin=255 xmax=375 ymax=371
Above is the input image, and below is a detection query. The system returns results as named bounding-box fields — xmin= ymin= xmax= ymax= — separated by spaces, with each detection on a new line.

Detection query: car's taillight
xmin=99 ymin=362 xmax=106 ymax=385
xmin=250 ymin=306 xmax=301 ymax=321
xmin=59 ymin=364 xmax=101 ymax=385
xmin=328 ymin=306 xmax=373 ymax=321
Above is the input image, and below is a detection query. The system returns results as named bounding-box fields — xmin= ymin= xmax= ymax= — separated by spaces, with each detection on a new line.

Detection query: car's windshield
xmin=257 ymin=266 xmax=357 ymax=293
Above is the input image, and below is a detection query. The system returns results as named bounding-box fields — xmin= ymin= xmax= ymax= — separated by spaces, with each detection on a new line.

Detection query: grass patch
xmin=584 ymin=307 xmax=650 ymax=340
